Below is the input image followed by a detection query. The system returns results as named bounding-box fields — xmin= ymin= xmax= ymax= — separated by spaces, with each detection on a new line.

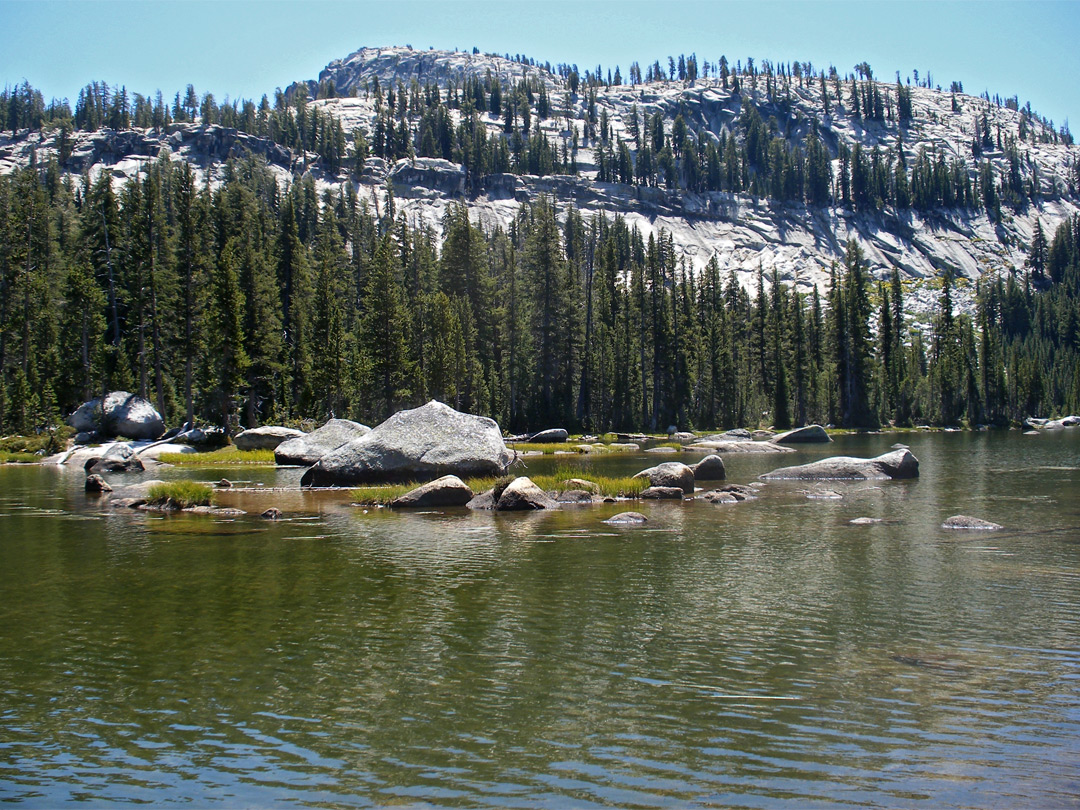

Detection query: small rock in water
xmin=84 ymin=474 xmax=112 ymax=493
xmin=261 ymin=508 xmax=283 ymax=520
xmin=529 ymin=428 xmax=568 ymax=444
xmin=603 ymin=511 xmax=648 ymax=525
xmin=217 ymin=478 xmax=233 ymax=488
xmin=942 ymin=515 xmax=1003 ymax=530
xmin=700 ymin=490 xmax=739 ymax=504
xmin=1023 ymin=430 xmax=1040 ymax=436
xmin=849 ymin=517 xmax=884 ymax=525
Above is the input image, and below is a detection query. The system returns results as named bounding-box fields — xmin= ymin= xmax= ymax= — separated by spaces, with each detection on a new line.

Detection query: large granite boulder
xmin=274 ymin=419 xmax=371 ymax=465
xmin=301 ymin=400 xmax=513 ymax=486
xmin=761 ymin=449 xmax=919 ymax=481
xmin=67 ymin=391 xmax=164 ymax=440
xmin=771 ymin=425 xmax=831 ymax=444
xmin=390 ymin=475 xmax=474 ymax=508
xmin=632 ymin=461 xmax=695 ymax=494
xmin=234 ymin=426 xmax=305 ymax=451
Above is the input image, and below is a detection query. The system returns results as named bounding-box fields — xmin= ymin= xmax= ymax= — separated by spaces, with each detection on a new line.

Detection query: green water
xmin=1 ymin=431 xmax=1079 ymax=807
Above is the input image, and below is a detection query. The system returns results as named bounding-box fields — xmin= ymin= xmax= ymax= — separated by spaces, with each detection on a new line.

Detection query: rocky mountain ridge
xmin=3 ymin=45 xmax=1078 ymax=315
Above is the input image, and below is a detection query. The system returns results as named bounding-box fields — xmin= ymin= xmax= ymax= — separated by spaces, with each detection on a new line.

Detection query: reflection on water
xmin=1 ymin=431 xmax=1079 ymax=807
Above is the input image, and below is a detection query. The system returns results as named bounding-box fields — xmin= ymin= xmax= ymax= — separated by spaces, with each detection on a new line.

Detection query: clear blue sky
xmin=2 ymin=0 xmax=1078 ymax=126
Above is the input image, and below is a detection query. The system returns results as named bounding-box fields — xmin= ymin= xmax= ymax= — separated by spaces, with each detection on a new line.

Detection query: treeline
xmin=1 ymin=154 xmax=1078 ymax=437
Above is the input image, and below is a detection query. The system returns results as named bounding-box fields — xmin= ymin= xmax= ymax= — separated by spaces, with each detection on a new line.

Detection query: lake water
xmin=1 ymin=431 xmax=1079 ymax=807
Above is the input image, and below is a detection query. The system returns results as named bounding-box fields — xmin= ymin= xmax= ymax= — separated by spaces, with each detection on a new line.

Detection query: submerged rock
xmin=771 ymin=425 xmax=831 ymax=444
xmin=391 ymin=475 xmax=474 ymax=508
xmin=274 ymin=419 xmax=371 ymax=465
xmin=850 ymin=517 xmax=885 ymax=525
xmin=942 ymin=515 xmax=1003 ymax=530
xmin=761 ymin=449 xmax=919 ymax=480
xmin=302 ymin=400 xmax=512 ymax=486
xmin=67 ymin=391 xmax=165 ymax=440
xmin=632 ymin=461 xmax=695 ymax=494
xmin=234 ymin=426 xmax=305 ymax=451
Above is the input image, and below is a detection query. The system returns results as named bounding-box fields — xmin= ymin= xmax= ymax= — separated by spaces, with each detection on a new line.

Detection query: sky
xmin=2 ymin=0 xmax=1079 ymax=127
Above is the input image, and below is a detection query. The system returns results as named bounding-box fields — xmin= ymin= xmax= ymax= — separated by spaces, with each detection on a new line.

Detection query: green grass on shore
xmin=146 ymin=481 xmax=217 ymax=509
xmin=158 ymin=447 xmax=276 ymax=466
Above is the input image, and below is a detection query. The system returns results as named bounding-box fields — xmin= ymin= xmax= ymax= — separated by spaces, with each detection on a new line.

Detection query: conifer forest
xmin=2 ymin=48 xmax=1079 ymax=435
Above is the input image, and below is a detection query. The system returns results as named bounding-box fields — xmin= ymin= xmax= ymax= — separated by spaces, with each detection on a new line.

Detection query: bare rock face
xmin=761 ymin=449 xmax=919 ymax=481
xmin=67 ymin=391 xmax=164 ymax=441
xmin=689 ymin=454 xmax=726 ymax=480
xmin=390 ymin=475 xmax=474 ymax=508
xmin=274 ymin=419 xmax=371 ymax=465
xmin=390 ymin=157 xmax=465 ymax=197
xmin=632 ymin=461 xmax=696 ymax=494
xmin=495 ymin=477 xmax=557 ymax=511
xmin=942 ymin=515 xmax=1003 ymax=530
xmin=302 ymin=401 xmax=513 ymax=486
xmin=529 ymin=428 xmax=568 ymax=444
xmin=771 ymin=425 xmax=831 ymax=444
xmin=234 ymin=426 xmax=305 ymax=451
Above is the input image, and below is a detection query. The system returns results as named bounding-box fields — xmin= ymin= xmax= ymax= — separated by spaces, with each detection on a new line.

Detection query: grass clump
xmin=531 ymin=472 xmax=647 ymax=498
xmin=159 ymin=447 xmax=276 ymax=466
xmin=0 ymin=426 xmax=75 ymax=461
xmin=146 ymin=481 xmax=217 ymax=509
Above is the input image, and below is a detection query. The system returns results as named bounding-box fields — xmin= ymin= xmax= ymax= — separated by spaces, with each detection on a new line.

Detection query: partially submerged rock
xmin=555 ymin=489 xmax=598 ymax=504
xmin=274 ymin=419 xmax=371 ymax=465
xmin=689 ymin=454 xmax=726 ymax=480
xmin=302 ymin=401 xmax=512 ymax=486
xmin=700 ymin=490 xmax=739 ymax=504
xmin=632 ymin=461 xmax=695 ymax=494
xmin=602 ymin=511 xmax=648 ymax=525
xmin=687 ymin=440 xmax=796 ymax=454
xmin=761 ymin=449 xmax=919 ymax=480
xmin=495 ymin=476 xmax=557 ymax=510
xmin=85 ymin=443 xmax=145 ymax=474
xmin=641 ymin=486 xmax=686 ymax=500
xmin=67 ymin=391 xmax=164 ymax=440
xmin=84 ymin=474 xmax=112 ymax=493
xmin=234 ymin=426 xmax=305 ymax=451
xmin=261 ymin=508 xmax=283 ymax=520
xmin=390 ymin=475 xmax=474 ymax=508
xmin=942 ymin=515 xmax=1003 ymax=530
xmin=529 ymin=428 xmax=568 ymax=443
xmin=850 ymin=517 xmax=885 ymax=525
xmin=771 ymin=425 xmax=831 ymax=444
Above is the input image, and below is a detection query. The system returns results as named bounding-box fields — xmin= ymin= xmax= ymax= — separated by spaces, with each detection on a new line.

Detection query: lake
xmin=1 ymin=431 xmax=1079 ymax=807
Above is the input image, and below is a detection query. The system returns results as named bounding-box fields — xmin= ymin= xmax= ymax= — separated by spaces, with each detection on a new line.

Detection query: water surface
xmin=1 ymin=431 xmax=1078 ymax=807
